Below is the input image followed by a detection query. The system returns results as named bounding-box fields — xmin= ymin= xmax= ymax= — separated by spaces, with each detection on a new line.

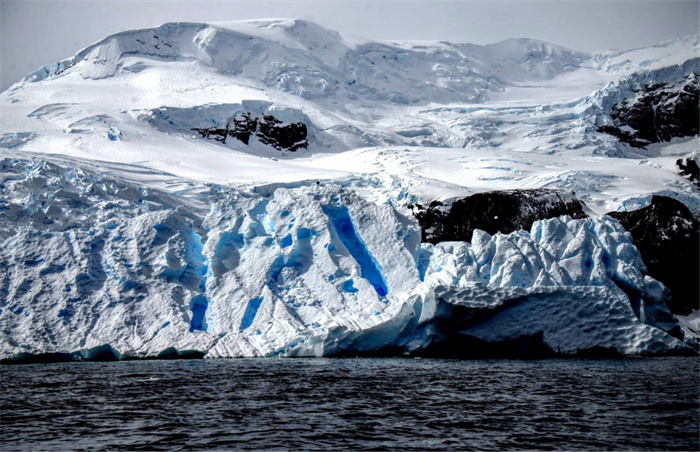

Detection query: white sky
xmin=1 ymin=0 xmax=698 ymax=91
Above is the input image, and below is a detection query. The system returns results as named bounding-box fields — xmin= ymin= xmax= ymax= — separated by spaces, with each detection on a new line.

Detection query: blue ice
xmin=189 ymin=295 xmax=208 ymax=332
xmin=342 ymin=279 xmax=359 ymax=293
xmin=280 ymin=233 xmax=293 ymax=248
xmin=241 ymin=296 xmax=264 ymax=329
xmin=322 ymin=205 xmax=388 ymax=297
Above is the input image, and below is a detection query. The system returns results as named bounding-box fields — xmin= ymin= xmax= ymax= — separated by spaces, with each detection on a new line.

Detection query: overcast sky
xmin=1 ymin=0 xmax=698 ymax=92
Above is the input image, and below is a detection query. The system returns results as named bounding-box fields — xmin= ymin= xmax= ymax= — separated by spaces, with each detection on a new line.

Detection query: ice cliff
xmin=0 ymin=158 xmax=692 ymax=361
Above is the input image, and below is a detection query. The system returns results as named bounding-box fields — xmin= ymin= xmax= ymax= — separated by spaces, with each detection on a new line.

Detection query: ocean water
xmin=1 ymin=357 xmax=698 ymax=451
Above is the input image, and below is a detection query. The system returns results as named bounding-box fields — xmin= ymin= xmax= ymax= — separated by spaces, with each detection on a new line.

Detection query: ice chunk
xmin=107 ymin=125 xmax=122 ymax=141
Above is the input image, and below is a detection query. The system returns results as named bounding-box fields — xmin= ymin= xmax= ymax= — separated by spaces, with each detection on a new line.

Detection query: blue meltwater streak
xmin=322 ymin=205 xmax=388 ymax=297
xmin=189 ymin=296 xmax=208 ymax=332
xmin=241 ymin=297 xmax=264 ymax=330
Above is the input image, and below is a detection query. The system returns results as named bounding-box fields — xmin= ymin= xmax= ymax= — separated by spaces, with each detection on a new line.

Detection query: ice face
xmin=0 ymin=157 xmax=691 ymax=360
xmin=399 ymin=215 xmax=688 ymax=355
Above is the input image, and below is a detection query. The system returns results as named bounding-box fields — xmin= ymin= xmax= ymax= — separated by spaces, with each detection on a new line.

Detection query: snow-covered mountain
xmin=1 ymin=20 xmax=698 ymax=361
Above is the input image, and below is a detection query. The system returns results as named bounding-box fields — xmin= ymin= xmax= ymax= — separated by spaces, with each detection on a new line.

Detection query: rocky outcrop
xmin=677 ymin=156 xmax=700 ymax=188
xmin=598 ymin=63 xmax=699 ymax=148
xmin=193 ymin=112 xmax=308 ymax=152
xmin=411 ymin=189 xmax=588 ymax=244
xmin=608 ymin=196 xmax=699 ymax=315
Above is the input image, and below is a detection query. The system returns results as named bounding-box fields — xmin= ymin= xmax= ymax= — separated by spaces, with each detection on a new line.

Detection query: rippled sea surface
xmin=1 ymin=357 xmax=698 ymax=451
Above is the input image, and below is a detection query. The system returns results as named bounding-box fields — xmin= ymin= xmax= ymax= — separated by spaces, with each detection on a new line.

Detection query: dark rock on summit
xmin=193 ymin=112 xmax=308 ymax=152
xmin=230 ymin=112 xmax=258 ymax=145
xmin=412 ymin=189 xmax=588 ymax=244
xmin=256 ymin=114 xmax=308 ymax=152
xmin=609 ymin=196 xmax=699 ymax=315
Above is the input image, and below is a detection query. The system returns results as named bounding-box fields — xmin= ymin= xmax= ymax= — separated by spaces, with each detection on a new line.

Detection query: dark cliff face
xmin=609 ymin=196 xmax=699 ymax=316
xmin=677 ymin=156 xmax=700 ymax=188
xmin=193 ymin=112 xmax=308 ymax=152
xmin=598 ymin=73 xmax=699 ymax=148
xmin=411 ymin=189 xmax=588 ymax=244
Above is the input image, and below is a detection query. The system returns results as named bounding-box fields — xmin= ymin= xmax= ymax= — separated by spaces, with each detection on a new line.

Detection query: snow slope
xmin=1 ymin=20 xmax=698 ymax=360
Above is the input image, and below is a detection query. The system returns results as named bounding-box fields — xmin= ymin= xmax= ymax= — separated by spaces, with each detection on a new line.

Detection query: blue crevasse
xmin=241 ymin=297 xmax=264 ymax=330
xmin=189 ymin=295 xmax=208 ymax=332
xmin=184 ymin=228 xmax=210 ymax=332
xmin=322 ymin=205 xmax=389 ymax=297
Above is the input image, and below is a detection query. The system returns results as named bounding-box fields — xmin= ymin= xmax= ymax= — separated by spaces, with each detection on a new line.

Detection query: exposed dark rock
xmin=677 ymin=156 xmax=700 ymax=188
xmin=231 ymin=112 xmax=258 ymax=145
xmin=598 ymin=124 xmax=649 ymax=149
xmin=599 ymin=72 xmax=699 ymax=148
xmin=411 ymin=188 xmax=588 ymax=244
xmin=608 ymin=196 xmax=699 ymax=315
xmin=257 ymin=115 xmax=308 ymax=151
xmin=193 ymin=112 xmax=308 ymax=152
xmin=192 ymin=125 xmax=229 ymax=143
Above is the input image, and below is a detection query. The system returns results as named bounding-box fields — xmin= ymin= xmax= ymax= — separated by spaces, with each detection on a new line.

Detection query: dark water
xmin=1 ymin=357 xmax=698 ymax=451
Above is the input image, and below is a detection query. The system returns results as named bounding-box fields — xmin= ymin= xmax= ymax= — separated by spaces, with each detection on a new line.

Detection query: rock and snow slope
xmin=1 ymin=20 xmax=698 ymax=360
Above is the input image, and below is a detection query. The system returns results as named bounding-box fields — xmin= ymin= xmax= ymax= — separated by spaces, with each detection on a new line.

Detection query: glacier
xmin=1 ymin=19 xmax=699 ymax=361
xmin=0 ymin=156 xmax=692 ymax=360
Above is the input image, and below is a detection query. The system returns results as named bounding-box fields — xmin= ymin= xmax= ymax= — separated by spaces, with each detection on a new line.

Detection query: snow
xmin=0 ymin=20 xmax=698 ymax=359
